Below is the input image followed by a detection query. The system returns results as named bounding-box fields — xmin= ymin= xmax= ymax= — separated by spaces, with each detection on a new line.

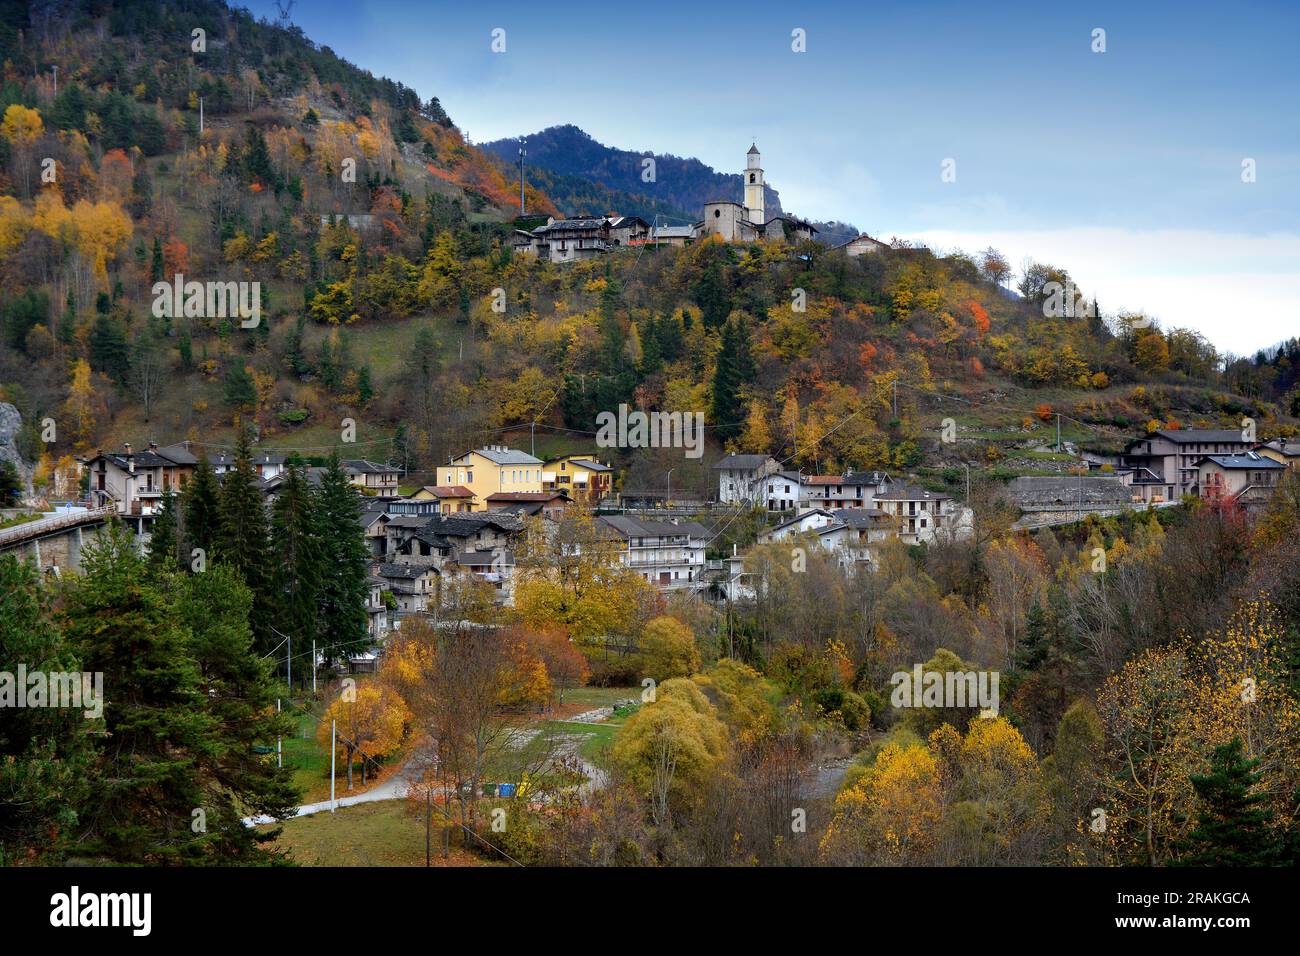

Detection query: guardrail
xmin=0 ymin=506 xmax=117 ymax=547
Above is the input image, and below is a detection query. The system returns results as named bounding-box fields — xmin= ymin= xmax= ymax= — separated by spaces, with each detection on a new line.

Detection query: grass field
xmin=262 ymin=801 xmax=496 ymax=867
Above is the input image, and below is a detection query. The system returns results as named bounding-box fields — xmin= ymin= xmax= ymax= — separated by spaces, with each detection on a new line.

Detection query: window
xmin=714 ymin=209 xmax=721 ymax=218
xmin=749 ymin=173 xmax=755 ymax=183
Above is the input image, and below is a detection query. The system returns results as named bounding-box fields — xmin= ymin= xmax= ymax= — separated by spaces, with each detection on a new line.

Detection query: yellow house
xmin=1255 ymin=439 xmax=1300 ymax=470
xmin=542 ymin=456 xmax=615 ymax=502
xmin=435 ymin=446 xmax=544 ymax=511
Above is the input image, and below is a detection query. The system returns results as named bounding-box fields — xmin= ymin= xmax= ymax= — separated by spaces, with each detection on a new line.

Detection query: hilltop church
xmin=694 ymin=144 xmax=819 ymax=243
xmin=512 ymin=143 xmax=819 ymax=261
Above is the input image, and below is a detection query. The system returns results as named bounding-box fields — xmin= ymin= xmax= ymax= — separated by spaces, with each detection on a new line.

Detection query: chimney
xmin=124 ymin=443 xmax=134 ymax=473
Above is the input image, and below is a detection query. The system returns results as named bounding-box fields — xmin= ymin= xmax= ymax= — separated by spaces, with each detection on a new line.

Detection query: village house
xmin=542 ymin=455 xmax=615 ymax=502
xmin=1196 ymin=452 xmax=1287 ymax=509
xmin=797 ymin=470 xmax=892 ymax=511
xmin=435 ymin=446 xmax=544 ymax=510
xmin=372 ymin=562 xmax=438 ymax=615
xmin=384 ymin=512 xmax=526 ymax=605
xmin=646 ymin=225 xmax=695 ymax=247
xmin=406 ymin=484 xmax=476 ymax=513
xmin=872 ymin=482 xmax=958 ymax=545
xmin=207 ymin=449 xmax=286 ymax=480
xmin=343 ymin=459 xmax=400 ymax=495
xmin=83 ymin=442 xmax=198 ymax=537
xmin=1121 ymin=428 xmax=1256 ymax=501
xmin=714 ymin=453 xmax=781 ymax=504
xmin=1254 ymin=438 xmax=1300 ymax=470
xmin=833 ymin=233 xmax=890 ymax=257
xmin=485 ymin=491 xmax=572 ymax=519
xmin=364 ymin=576 xmax=390 ymax=639
xmin=596 ymin=514 xmax=708 ymax=591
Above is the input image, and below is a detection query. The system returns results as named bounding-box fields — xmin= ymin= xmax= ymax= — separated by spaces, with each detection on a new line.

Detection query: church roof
xmin=747 ymin=143 xmax=760 ymax=154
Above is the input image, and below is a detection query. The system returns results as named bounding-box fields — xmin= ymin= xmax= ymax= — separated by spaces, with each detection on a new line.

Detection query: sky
xmin=246 ymin=0 xmax=1300 ymax=356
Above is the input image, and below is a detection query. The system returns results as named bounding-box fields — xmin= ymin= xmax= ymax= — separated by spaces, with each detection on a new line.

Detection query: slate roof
xmin=874 ymin=482 xmax=952 ymax=501
xmin=456 ymin=447 xmax=543 ymax=466
xmin=375 ymin=563 xmax=435 ymax=580
xmin=597 ymin=515 xmax=708 ymax=538
xmin=713 ymin=454 xmax=774 ymax=471
xmin=1197 ymin=454 xmax=1286 ymax=471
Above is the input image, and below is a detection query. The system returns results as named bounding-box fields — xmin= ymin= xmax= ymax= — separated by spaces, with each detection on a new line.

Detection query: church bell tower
xmin=744 ymin=143 xmax=765 ymax=224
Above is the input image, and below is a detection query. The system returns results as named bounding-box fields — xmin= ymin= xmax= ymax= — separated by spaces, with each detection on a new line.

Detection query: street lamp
xmin=666 ymin=468 xmax=675 ymax=507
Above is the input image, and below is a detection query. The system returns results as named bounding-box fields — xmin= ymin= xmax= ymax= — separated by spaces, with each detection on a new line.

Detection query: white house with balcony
xmin=597 ymin=514 xmax=708 ymax=591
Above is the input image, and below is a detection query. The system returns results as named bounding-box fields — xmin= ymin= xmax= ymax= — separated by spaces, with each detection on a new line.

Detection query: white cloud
xmin=906 ymin=227 xmax=1300 ymax=355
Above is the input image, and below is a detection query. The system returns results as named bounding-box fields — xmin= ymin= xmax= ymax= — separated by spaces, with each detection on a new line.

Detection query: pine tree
xmin=314 ymin=454 xmax=371 ymax=663
xmin=270 ymin=461 xmax=322 ymax=664
xmin=58 ymin=523 xmax=213 ymax=864
xmin=216 ymin=428 xmax=274 ymax=654
xmin=184 ymin=454 xmax=221 ymax=563
xmin=1175 ymin=738 xmax=1280 ymax=866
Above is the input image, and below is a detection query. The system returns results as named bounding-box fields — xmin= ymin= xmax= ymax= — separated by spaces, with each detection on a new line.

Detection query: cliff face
xmin=0 ymin=403 xmax=33 ymax=498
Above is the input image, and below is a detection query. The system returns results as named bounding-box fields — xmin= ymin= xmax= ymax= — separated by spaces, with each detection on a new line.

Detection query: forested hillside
xmin=1 ymin=0 xmax=1297 ymax=502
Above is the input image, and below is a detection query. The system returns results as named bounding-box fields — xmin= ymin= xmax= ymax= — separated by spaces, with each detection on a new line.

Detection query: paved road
xmin=244 ymin=749 xmax=432 ymax=826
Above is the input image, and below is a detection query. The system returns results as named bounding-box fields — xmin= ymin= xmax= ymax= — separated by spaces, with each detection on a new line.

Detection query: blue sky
xmin=247 ymin=0 xmax=1299 ymax=355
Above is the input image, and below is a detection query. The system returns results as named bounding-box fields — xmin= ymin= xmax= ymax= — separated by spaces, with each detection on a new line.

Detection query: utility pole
xmin=286 ymin=631 xmax=291 ymax=695
xmin=892 ymin=379 xmax=898 ymax=418
xmin=51 ymin=65 xmax=57 ymax=97
xmin=330 ymin=720 xmax=337 ymax=812
xmin=425 ymin=788 xmax=431 ymax=867
xmin=311 ymin=640 xmax=316 ymax=695
xmin=530 ymin=421 xmax=535 ymax=458
xmin=1056 ymin=413 xmax=1061 ymax=453
xmin=666 ymin=468 xmax=675 ymax=506
xmin=198 ymin=96 xmax=204 ymax=135
xmin=518 ymin=137 xmax=527 ymax=216
xmin=276 ymin=698 xmax=282 ymax=769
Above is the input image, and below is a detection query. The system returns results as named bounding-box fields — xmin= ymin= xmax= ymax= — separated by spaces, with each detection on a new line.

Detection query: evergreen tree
xmin=270 ymin=461 xmax=322 ymax=666
xmin=58 ymin=523 xmax=212 ymax=864
xmin=0 ymin=557 xmax=90 ymax=864
xmin=149 ymin=236 xmax=164 ymax=283
xmin=184 ymin=454 xmax=221 ymax=563
xmin=174 ymin=565 xmax=299 ymax=860
xmin=216 ymin=428 xmax=274 ymax=654
xmin=1175 ymin=738 xmax=1280 ymax=866
xmin=314 ymin=454 xmax=371 ymax=663
xmin=145 ymin=488 xmax=183 ymax=575
xmin=710 ymin=315 xmax=755 ymax=442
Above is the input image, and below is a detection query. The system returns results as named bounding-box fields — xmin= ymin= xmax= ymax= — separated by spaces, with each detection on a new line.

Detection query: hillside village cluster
xmin=8 ymin=419 xmax=1289 ymax=672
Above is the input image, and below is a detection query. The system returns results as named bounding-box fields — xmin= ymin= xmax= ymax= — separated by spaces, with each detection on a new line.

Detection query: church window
xmin=749 ymin=173 xmax=755 ymax=183
xmin=714 ymin=209 xmax=721 ymax=218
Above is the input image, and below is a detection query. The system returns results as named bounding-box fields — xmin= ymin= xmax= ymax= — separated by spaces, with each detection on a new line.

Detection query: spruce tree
xmin=146 ymin=488 xmax=183 ymax=575
xmin=710 ymin=315 xmax=755 ymax=443
xmin=1175 ymin=738 xmax=1279 ymax=866
xmin=175 ymin=565 xmax=299 ymax=859
xmin=314 ymin=454 xmax=371 ymax=663
xmin=270 ymin=460 xmax=322 ymax=665
xmin=0 ymin=556 xmax=90 ymax=863
xmin=216 ymin=427 xmax=275 ymax=654
xmin=58 ymin=523 xmax=213 ymax=864
xmin=184 ymin=454 xmax=221 ymax=565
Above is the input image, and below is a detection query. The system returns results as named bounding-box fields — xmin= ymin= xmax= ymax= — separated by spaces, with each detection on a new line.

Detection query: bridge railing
xmin=0 ymin=506 xmax=117 ymax=547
